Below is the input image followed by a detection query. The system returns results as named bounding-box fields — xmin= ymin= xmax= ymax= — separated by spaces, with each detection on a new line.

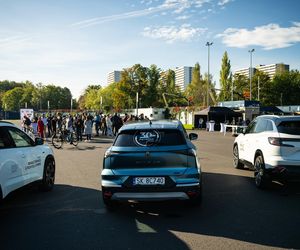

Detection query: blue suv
xmin=101 ymin=120 xmax=202 ymax=208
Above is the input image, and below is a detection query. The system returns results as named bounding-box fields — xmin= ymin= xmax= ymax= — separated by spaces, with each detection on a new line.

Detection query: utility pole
xmin=248 ymin=48 xmax=255 ymax=100
xmin=258 ymin=76 xmax=260 ymax=101
xmin=206 ymin=42 xmax=213 ymax=107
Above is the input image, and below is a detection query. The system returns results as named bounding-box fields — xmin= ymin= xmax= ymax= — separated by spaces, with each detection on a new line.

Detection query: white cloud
xmin=217 ymin=22 xmax=300 ymax=50
xmin=142 ymin=24 xmax=207 ymax=43
xmin=176 ymin=15 xmax=190 ymax=20
xmin=218 ymin=0 xmax=233 ymax=6
xmin=71 ymin=0 xmax=214 ymax=29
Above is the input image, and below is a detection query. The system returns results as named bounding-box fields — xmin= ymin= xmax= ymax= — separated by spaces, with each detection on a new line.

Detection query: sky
xmin=1 ymin=0 xmax=300 ymax=99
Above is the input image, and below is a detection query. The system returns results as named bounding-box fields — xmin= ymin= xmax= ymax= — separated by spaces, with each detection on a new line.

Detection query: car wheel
xmin=39 ymin=158 xmax=55 ymax=191
xmin=254 ymin=154 xmax=269 ymax=189
xmin=233 ymin=144 xmax=244 ymax=169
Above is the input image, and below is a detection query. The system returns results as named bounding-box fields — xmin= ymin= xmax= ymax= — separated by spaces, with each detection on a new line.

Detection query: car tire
xmin=254 ymin=154 xmax=269 ymax=189
xmin=233 ymin=144 xmax=244 ymax=169
xmin=39 ymin=158 xmax=55 ymax=191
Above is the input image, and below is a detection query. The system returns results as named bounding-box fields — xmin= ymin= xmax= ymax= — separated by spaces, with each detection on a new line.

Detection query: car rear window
xmin=114 ymin=129 xmax=185 ymax=147
xmin=277 ymin=121 xmax=300 ymax=135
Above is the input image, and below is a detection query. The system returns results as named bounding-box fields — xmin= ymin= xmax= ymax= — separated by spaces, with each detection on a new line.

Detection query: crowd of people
xmin=22 ymin=112 xmax=152 ymax=142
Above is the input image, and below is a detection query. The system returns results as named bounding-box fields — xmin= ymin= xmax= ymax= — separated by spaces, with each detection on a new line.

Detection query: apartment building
xmin=107 ymin=71 xmax=122 ymax=85
xmin=234 ymin=63 xmax=289 ymax=79
xmin=256 ymin=63 xmax=289 ymax=79
xmin=174 ymin=66 xmax=193 ymax=91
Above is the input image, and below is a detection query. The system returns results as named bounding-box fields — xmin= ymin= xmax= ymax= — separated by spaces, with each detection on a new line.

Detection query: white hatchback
xmin=0 ymin=121 xmax=55 ymax=200
xmin=233 ymin=115 xmax=300 ymax=188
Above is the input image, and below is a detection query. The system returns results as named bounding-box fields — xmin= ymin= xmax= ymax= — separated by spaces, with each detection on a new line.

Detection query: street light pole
xmin=248 ymin=48 xmax=255 ymax=100
xmin=206 ymin=42 xmax=213 ymax=107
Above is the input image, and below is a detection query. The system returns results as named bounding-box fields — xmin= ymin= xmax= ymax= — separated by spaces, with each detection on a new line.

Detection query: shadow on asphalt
xmin=0 ymin=173 xmax=300 ymax=249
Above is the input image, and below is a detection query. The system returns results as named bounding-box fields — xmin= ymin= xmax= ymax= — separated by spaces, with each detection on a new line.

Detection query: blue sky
xmin=1 ymin=0 xmax=300 ymax=98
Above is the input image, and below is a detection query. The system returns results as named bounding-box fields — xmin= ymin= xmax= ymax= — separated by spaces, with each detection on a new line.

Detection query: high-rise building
xmin=174 ymin=66 xmax=193 ymax=91
xmin=256 ymin=63 xmax=289 ymax=79
xmin=107 ymin=71 xmax=122 ymax=85
xmin=234 ymin=67 xmax=256 ymax=79
xmin=234 ymin=63 xmax=289 ymax=80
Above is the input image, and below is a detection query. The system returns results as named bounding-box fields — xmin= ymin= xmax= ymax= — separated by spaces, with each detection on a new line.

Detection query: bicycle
xmin=51 ymin=128 xmax=78 ymax=149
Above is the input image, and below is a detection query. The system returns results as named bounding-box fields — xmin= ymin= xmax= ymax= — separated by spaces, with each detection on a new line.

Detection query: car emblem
xmin=145 ymin=151 xmax=150 ymax=157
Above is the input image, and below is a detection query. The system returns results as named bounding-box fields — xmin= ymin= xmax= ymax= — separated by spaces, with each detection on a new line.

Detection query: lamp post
xmin=248 ymin=48 xmax=255 ymax=100
xmin=136 ymin=92 xmax=139 ymax=117
xmin=206 ymin=42 xmax=213 ymax=107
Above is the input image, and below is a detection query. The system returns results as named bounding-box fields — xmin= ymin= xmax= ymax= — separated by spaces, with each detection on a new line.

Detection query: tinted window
xmin=0 ymin=127 xmax=13 ymax=149
xmin=277 ymin=121 xmax=300 ymax=135
xmin=7 ymin=127 xmax=33 ymax=147
xmin=245 ymin=120 xmax=257 ymax=134
xmin=114 ymin=129 xmax=185 ymax=147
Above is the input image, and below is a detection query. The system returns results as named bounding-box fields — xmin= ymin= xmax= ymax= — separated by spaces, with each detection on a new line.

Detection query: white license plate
xmin=133 ymin=177 xmax=165 ymax=185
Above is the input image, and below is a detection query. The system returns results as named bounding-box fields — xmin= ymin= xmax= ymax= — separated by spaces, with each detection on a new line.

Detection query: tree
xmin=219 ymin=51 xmax=232 ymax=101
xmin=264 ymin=70 xmax=300 ymax=106
xmin=144 ymin=64 xmax=161 ymax=107
xmin=185 ymin=62 xmax=205 ymax=106
xmin=2 ymin=87 xmax=24 ymax=111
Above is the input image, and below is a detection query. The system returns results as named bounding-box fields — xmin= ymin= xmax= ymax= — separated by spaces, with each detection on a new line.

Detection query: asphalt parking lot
xmin=1 ymin=130 xmax=300 ymax=249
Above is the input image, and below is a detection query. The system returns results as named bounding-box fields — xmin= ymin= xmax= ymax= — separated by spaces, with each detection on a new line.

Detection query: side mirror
xmin=35 ymin=137 xmax=44 ymax=145
xmin=189 ymin=133 xmax=198 ymax=141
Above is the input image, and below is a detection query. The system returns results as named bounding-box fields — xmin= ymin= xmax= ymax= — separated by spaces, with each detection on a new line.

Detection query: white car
xmin=0 ymin=121 xmax=55 ymax=200
xmin=233 ymin=115 xmax=300 ymax=188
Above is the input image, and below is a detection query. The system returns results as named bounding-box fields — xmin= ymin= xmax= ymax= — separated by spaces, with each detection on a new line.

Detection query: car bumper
xmin=102 ymin=183 xmax=201 ymax=202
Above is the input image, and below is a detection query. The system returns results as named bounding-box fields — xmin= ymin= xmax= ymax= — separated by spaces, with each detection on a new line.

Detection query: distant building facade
xmin=234 ymin=63 xmax=289 ymax=80
xmin=174 ymin=66 xmax=193 ymax=91
xmin=256 ymin=63 xmax=289 ymax=79
xmin=234 ymin=67 xmax=256 ymax=79
xmin=107 ymin=71 xmax=122 ymax=85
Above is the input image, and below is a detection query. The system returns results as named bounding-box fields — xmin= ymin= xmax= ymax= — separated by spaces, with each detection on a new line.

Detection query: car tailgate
xmin=108 ymin=145 xmax=193 ymax=175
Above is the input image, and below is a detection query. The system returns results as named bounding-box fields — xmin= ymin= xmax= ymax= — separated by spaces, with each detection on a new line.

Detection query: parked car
xmin=233 ymin=115 xmax=300 ymax=188
xmin=0 ymin=121 xmax=55 ymax=201
xmin=101 ymin=120 xmax=202 ymax=208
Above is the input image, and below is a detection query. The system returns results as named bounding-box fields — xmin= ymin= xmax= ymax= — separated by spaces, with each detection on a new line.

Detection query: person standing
xmin=47 ymin=115 xmax=53 ymax=137
xmin=37 ymin=117 xmax=44 ymax=139
xmin=42 ymin=114 xmax=48 ymax=137
xmin=101 ymin=115 xmax=107 ymax=136
xmin=106 ymin=114 xmax=113 ymax=137
xmin=94 ymin=113 xmax=101 ymax=136
xmin=75 ymin=115 xmax=84 ymax=141
xmin=51 ymin=116 xmax=57 ymax=135
xmin=84 ymin=116 xmax=93 ymax=142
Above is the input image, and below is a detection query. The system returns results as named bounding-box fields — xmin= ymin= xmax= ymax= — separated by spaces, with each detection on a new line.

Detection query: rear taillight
xmin=268 ymin=137 xmax=294 ymax=147
xmin=268 ymin=137 xmax=281 ymax=146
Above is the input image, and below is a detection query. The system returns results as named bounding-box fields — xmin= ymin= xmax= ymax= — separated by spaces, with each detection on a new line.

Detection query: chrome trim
xmin=176 ymin=182 xmax=200 ymax=187
xmin=111 ymin=192 xmax=189 ymax=201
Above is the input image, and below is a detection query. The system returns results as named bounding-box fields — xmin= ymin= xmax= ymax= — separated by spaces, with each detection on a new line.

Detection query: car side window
xmin=245 ymin=120 xmax=257 ymax=134
xmin=7 ymin=127 xmax=33 ymax=147
xmin=254 ymin=119 xmax=268 ymax=133
xmin=265 ymin=120 xmax=274 ymax=131
xmin=0 ymin=127 xmax=14 ymax=149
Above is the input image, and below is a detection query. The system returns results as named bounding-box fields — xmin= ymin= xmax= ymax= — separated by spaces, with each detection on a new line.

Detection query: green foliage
xmin=219 ymin=51 xmax=232 ymax=101
xmin=185 ymin=62 xmax=206 ymax=106
xmin=2 ymin=87 xmax=24 ymax=111
xmin=263 ymin=70 xmax=300 ymax=106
